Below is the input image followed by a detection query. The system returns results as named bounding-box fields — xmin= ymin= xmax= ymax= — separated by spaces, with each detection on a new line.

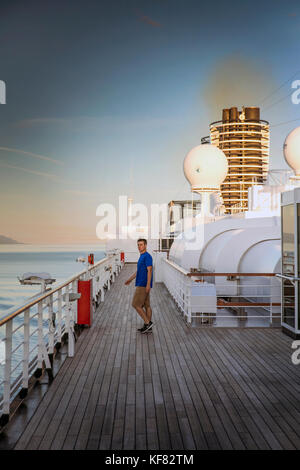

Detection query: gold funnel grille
xmin=210 ymin=107 xmax=269 ymax=213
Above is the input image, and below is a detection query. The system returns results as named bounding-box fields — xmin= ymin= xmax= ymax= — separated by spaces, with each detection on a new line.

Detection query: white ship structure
xmin=106 ymin=124 xmax=300 ymax=338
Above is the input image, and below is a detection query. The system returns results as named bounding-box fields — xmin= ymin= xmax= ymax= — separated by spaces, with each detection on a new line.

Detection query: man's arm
xmin=125 ymin=271 xmax=136 ymax=285
xmin=145 ymin=266 xmax=152 ymax=293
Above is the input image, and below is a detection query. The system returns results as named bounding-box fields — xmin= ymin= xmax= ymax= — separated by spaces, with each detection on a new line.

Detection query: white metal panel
xmin=199 ymin=229 xmax=242 ymax=272
xmin=239 ymin=240 xmax=281 ymax=273
xmin=169 ymin=214 xmax=281 ymax=273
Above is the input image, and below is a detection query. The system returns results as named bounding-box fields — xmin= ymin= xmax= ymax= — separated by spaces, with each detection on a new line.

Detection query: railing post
xmin=93 ymin=271 xmax=99 ymax=302
xmin=72 ymin=280 xmax=77 ymax=325
xmin=35 ymin=300 xmax=52 ymax=380
xmin=97 ymin=269 xmax=101 ymax=294
xmin=65 ymin=284 xmax=75 ymax=358
xmin=19 ymin=308 xmax=30 ymax=399
xmin=36 ymin=301 xmax=43 ymax=377
xmin=48 ymin=294 xmax=55 ymax=363
xmin=185 ymin=277 xmax=192 ymax=324
xmin=270 ymin=299 xmax=273 ymax=324
xmin=100 ymin=286 xmax=105 ymax=302
xmin=65 ymin=283 xmax=69 ymax=334
xmin=97 ymin=266 xmax=103 ymax=300
xmin=71 ymin=279 xmax=77 ymax=345
xmin=0 ymin=320 xmax=13 ymax=426
xmin=112 ymin=259 xmax=116 ymax=282
xmin=56 ymin=289 xmax=62 ymax=350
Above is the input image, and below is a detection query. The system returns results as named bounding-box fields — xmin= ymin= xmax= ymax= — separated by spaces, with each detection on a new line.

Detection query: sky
xmin=1 ymin=0 xmax=300 ymax=243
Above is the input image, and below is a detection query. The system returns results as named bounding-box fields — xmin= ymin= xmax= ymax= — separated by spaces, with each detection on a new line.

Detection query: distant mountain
xmin=0 ymin=235 xmax=22 ymax=244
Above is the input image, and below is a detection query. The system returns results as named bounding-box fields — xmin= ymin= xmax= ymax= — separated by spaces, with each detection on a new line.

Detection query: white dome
xmin=183 ymin=144 xmax=228 ymax=191
xmin=283 ymin=126 xmax=300 ymax=175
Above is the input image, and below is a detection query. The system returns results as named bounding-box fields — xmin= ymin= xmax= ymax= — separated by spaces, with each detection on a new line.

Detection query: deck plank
xmin=5 ymin=264 xmax=299 ymax=450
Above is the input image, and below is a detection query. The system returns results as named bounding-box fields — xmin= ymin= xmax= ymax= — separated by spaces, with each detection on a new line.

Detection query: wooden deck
xmin=2 ymin=264 xmax=300 ymax=450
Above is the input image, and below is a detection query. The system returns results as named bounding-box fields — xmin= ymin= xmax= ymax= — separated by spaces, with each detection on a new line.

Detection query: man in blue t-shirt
xmin=125 ymin=238 xmax=153 ymax=333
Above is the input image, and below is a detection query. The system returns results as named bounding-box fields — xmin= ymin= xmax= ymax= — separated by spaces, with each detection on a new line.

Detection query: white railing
xmin=162 ymin=258 xmax=281 ymax=325
xmin=0 ymin=253 xmax=123 ymax=427
xmin=162 ymin=259 xmax=193 ymax=322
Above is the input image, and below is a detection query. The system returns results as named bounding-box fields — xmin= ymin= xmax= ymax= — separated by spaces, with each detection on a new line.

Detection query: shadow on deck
xmin=1 ymin=264 xmax=300 ymax=450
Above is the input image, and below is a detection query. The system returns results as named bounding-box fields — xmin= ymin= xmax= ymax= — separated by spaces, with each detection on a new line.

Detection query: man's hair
xmin=137 ymin=238 xmax=147 ymax=245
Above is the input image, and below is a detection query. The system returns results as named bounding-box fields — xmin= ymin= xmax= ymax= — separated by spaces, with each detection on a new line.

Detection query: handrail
xmin=276 ymin=273 xmax=300 ymax=281
xmin=163 ymin=258 xmax=190 ymax=276
xmin=0 ymin=253 xmax=124 ymax=427
xmin=217 ymin=300 xmax=281 ymax=307
xmin=187 ymin=272 xmax=278 ymax=277
xmin=164 ymin=259 xmax=278 ymax=278
xmin=0 ymin=256 xmax=111 ymax=327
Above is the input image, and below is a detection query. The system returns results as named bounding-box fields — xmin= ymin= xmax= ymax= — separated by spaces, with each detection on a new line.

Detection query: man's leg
xmin=144 ymin=293 xmax=152 ymax=323
xmin=139 ymin=292 xmax=153 ymax=333
xmin=135 ymin=306 xmax=148 ymax=323
xmin=132 ymin=287 xmax=149 ymax=323
xmin=145 ymin=306 xmax=152 ymax=323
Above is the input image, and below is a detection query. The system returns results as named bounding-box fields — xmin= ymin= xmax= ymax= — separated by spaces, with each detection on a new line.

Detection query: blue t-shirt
xmin=135 ymin=251 xmax=153 ymax=288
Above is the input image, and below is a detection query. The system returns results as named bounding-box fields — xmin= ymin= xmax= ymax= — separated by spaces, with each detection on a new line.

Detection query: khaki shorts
xmin=132 ymin=286 xmax=150 ymax=309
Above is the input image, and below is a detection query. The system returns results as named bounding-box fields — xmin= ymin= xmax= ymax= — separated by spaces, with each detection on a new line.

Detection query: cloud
xmin=139 ymin=15 xmax=162 ymax=28
xmin=134 ymin=8 xmax=162 ymax=28
xmin=0 ymin=146 xmax=63 ymax=166
xmin=0 ymin=162 xmax=70 ymax=183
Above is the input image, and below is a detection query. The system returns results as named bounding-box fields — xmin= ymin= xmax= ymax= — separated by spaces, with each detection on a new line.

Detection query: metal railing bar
xmin=187 ymin=272 xmax=278 ymax=277
xmin=29 ymin=328 xmax=39 ymax=338
xmin=1 ymin=357 xmax=39 ymax=407
xmin=0 ymin=342 xmax=39 ymax=368
xmin=10 ymin=361 xmax=25 ymax=377
xmin=29 ymin=344 xmax=38 ymax=355
xmin=9 ymin=342 xmax=23 ymax=357
xmin=190 ymin=315 xmax=280 ymax=319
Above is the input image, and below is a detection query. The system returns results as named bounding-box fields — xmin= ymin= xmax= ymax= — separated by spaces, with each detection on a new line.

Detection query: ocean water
xmin=0 ymin=244 xmax=105 ymax=391
xmin=0 ymin=244 xmax=106 ymax=318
